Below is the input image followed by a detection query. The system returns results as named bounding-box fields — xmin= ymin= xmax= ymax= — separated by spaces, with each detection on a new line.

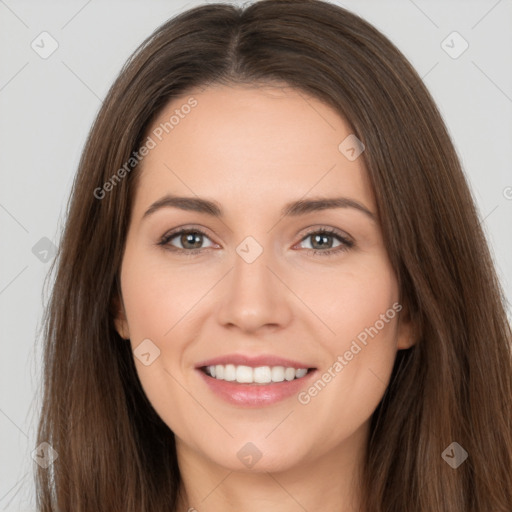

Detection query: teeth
xmin=284 ymin=367 xmax=295 ymax=381
xmin=295 ymin=368 xmax=308 ymax=378
xmin=205 ymin=364 xmax=310 ymax=384
xmin=236 ymin=365 xmax=254 ymax=383
xmin=271 ymin=366 xmax=285 ymax=382
xmin=224 ymin=364 xmax=236 ymax=382
xmin=254 ymin=366 xmax=271 ymax=383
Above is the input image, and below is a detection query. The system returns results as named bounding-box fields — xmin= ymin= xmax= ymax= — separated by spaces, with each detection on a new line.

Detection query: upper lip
xmin=195 ymin=354 xmax=316 ymax=369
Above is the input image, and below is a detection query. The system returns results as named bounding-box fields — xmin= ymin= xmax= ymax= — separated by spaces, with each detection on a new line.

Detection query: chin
xmin=199 ymin=437 xmax=308 ymax=474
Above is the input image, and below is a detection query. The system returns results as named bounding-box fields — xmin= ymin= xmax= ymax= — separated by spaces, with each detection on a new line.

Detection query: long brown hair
xmin=35 ymin=1 xmax=512 ymax=510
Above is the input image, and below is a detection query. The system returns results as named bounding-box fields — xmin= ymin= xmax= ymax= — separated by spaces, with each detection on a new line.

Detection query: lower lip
xmin=197 ymin=368 xmax=317 ymax=407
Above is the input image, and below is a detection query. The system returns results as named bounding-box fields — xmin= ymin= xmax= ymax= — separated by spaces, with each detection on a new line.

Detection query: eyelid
xmin=158 ymin=224 xmax=354 ymax=256
xmin=297 ymin=225 xmax=353 ymax=245
xmin=293 ymin=226 xmax=354 ymax=257
xmin=158 ymin=225 xmax=217 ymax=250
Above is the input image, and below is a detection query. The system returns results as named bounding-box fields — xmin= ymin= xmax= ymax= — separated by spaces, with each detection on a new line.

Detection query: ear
xmin=111 ymin=291 xmax=130 ymax=340
xmin=395 ymin=303 xmax=416 ymax=350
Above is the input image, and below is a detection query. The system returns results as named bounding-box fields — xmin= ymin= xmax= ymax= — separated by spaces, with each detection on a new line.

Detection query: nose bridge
xmin=216 ymin=234 xmax=292 ymax=331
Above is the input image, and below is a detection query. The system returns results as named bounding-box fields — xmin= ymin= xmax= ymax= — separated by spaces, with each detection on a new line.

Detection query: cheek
xmin=294 ymin=253 xmax=399 ymax=350
xmin=119 ymin=252 xmax=204 ymax=435
xmin=297 ymin=258 xmax=400 ymax=416
xmin=120 ymin=250 xmax=207 ymax=343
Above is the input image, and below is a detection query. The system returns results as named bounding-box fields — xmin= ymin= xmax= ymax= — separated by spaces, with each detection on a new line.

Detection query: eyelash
xmin=157 ymin=226 xmax=354 ymax=258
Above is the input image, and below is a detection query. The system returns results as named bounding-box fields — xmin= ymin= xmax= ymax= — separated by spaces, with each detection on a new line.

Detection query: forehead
xmin=133 ymin=84 xmax=373 ymax=216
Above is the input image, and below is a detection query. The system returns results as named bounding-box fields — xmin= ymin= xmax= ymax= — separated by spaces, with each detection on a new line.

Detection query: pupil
xmin=312 ymin=234 xmax=331 ymax=249
xmin=182 ymin=232 xmax=202 ymax=249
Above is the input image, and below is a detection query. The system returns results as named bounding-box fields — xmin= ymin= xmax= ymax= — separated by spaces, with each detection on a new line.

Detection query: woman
xmin=35 ymin=0 xmax=512 ymax=510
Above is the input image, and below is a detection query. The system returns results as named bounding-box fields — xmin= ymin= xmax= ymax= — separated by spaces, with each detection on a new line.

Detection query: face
xmin=114 ymin=84 xmax=414 ymax=474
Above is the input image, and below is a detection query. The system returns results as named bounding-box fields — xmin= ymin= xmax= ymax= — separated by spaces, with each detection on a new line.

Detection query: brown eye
xmin=297 ymin=228 xmax=354 ymax=257
xmin=176 ymin=231 xmax=205 ymax=250
xmin=159 ymin=228 xmax=214 ymax=252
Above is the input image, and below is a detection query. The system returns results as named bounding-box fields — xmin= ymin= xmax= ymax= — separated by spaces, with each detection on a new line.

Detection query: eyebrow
xmin=142 ymin=194 xmax=376 ymax=222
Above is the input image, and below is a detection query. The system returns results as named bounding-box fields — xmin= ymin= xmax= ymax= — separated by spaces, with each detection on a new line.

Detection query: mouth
xmin=199 ymin=364 xmax=316 ymax=385
xmin=194 ymin=354 xmax=318 ymax=406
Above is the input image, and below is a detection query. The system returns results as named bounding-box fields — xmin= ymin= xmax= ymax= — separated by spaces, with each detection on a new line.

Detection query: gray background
xmin=1 ymin=0 xmax=511 ymax=509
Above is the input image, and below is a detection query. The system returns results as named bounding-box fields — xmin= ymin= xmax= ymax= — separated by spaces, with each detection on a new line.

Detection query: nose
xmin=216 ymin=242 xmax=293 ymax=333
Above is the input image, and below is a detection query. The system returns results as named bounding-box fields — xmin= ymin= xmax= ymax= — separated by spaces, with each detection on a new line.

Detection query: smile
xmin=201 ymin=364 xmax=312 ymax=384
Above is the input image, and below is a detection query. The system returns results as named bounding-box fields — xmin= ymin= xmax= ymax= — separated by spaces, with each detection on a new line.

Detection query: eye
xmin=158 ymin=227 xmax=215 ymax=253
xmin=295 ymin=228 xmax=354 ymax=257
xmin=157 ymin=226 xmax=354 ymax=257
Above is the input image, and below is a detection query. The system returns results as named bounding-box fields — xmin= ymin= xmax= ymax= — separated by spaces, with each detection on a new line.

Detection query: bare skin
xmin=114 ymin=83 xmax=415 ymax=512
